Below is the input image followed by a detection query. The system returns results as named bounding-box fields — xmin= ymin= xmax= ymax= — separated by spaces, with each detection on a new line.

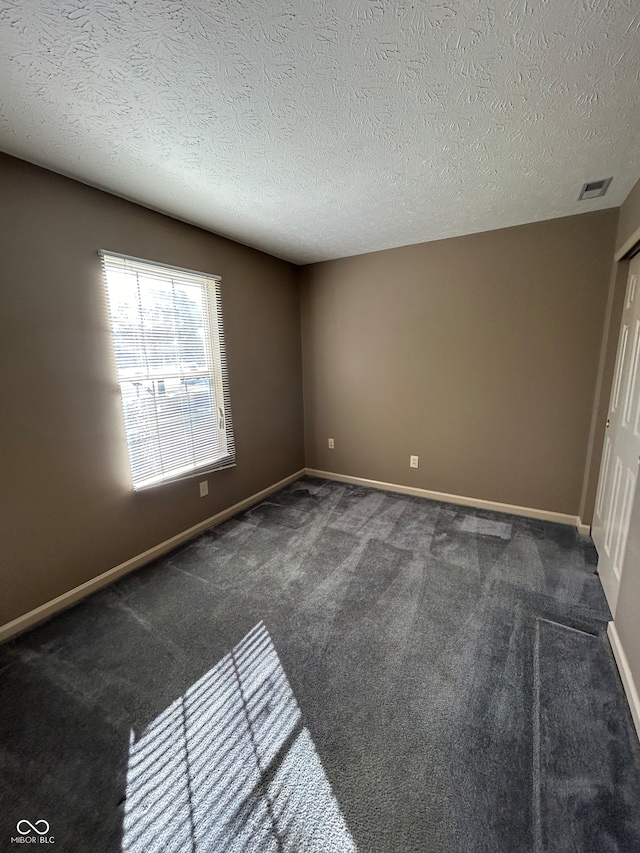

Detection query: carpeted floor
xmin=1 ymin=476 xmax=640 ymax=852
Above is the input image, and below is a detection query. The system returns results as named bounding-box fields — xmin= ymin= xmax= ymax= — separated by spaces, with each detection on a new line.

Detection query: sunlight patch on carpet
xmin=122 ymin=621 xmax=356 ymax=852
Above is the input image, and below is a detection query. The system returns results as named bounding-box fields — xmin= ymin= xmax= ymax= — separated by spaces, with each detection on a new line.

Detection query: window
xmin=100 ymin=252 xmax=235 ymax=490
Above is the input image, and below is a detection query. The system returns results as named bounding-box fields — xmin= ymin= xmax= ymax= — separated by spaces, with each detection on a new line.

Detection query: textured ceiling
xmin=1 ymin=1 xmax=640 ymax=264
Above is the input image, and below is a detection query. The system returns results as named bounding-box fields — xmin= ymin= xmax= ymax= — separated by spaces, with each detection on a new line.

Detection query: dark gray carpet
xmin=1 ymin=476 xmax=640 ymax=852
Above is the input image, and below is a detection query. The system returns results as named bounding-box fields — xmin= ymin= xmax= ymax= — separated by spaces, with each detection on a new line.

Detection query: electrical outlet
xmin=199 ymin=480 xmax=209 ymax=497
xmin=410 ymin=455 xmax=419 ymax=469
xmin=328 ymin=438 xmax=335 ymax=449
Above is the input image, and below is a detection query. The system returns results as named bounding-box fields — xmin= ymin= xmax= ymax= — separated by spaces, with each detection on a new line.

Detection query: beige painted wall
xmin=578 ymin=260 xmax=629 ymax=525
xmin=301 ymin=210 xmax=618 ymax=516
xmin=0 ymin=153 xmax=304 ymax=626
xmin=617 ymin=174 xmax=640 ymax=254
xmin=612 ymin=174 xmax=640 ymax=709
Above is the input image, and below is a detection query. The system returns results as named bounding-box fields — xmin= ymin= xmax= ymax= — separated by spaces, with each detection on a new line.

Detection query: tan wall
xmin=301 ymin=210 xmax=618 ymax=517
xmin=614 ymin=175 xmax=640 ymax=710
xmin=578 ymin=261 xmax=629 ymax=525
xmin=616 ymin=175 xmax=640 ymax=254
xmin=0 ymin=154 xmax=304 ymax=626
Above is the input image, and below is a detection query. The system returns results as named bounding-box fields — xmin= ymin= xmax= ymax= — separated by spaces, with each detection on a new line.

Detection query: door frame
xmin=587 ymin=227 xmax=640 ymax=615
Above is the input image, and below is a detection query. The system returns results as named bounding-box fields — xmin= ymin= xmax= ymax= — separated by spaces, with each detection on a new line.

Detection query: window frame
xmin=100 ymin=250 xmax=235 ymax=491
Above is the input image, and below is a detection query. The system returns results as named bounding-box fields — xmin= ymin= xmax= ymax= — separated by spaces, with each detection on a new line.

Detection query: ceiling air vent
xmin=579 ymin=178 xmax=612 ymax=200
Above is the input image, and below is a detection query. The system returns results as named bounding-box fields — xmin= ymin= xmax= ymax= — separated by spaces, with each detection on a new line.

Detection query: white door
xmin=592 ymin=253 xmax=640 ymax=615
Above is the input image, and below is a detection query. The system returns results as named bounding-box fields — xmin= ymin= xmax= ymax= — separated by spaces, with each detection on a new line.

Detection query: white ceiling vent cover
xmin=579 ymin=178 xmax=612 ymax=200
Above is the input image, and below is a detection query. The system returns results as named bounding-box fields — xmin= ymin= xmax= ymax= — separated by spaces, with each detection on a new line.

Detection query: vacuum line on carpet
xmin=532 ymin=618 xmax=542 ymax=853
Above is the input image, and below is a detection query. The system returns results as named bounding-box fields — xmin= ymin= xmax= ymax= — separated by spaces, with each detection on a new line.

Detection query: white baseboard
xmin=0 ymin=466 xmax=591 ymax=643
xmin=577 ymin=519 xmax=591 ymax=537
xmin=305 ymin=468 xmax=585 ymax=530
xmin=0 ymin=469 xmax=305 ymax=644
xmin=599 ymin=565 xmax=620 ymax=618
xmin=608 ymin=621 xmax=640 ymax=744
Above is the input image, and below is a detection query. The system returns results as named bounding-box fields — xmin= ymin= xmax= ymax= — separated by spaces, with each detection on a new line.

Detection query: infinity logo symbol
xmin=16 ymin=820 xmax=50 ymax=835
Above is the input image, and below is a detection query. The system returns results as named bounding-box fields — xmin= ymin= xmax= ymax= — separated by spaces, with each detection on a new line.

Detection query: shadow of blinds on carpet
xmin=121 ymin=621 xmax=356 ymax=852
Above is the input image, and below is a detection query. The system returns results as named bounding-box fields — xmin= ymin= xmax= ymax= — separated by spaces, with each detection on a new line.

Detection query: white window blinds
xmin=100 ymin=252 xmax=235 ymax=490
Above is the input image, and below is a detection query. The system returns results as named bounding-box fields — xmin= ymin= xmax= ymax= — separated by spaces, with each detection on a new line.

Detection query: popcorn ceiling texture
xmin=0 ymin=0 xmax=639 ymax=264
